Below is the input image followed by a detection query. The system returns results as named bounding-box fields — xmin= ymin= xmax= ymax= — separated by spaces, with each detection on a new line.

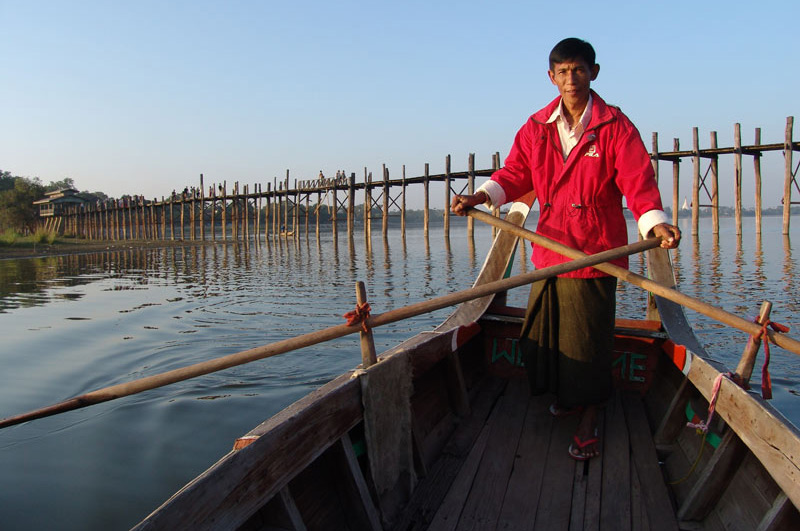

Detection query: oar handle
xmin=467 ymin=207 xmax=800 ymax=357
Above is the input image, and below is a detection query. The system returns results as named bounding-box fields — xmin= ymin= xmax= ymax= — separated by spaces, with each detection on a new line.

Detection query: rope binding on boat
xmin=687 ymin=372 xmax=728 ymax=434
xmin=344 ymin=302 xmax=372 ymax=333
xmin=754 ymin=319 xmax=789 ymax=400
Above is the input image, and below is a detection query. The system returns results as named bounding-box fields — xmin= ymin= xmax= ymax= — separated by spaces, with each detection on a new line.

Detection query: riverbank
xmin=0 ymin=238 xmax=215 ymax=260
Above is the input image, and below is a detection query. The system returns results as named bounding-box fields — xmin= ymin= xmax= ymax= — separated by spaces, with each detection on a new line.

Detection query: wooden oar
xmin=0 ymin=235 xmax=662 ymax=430
xmin=467 ymin=207 xmax=800 ymax=357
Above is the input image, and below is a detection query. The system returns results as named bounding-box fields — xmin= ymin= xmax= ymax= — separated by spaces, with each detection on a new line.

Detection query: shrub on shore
xmin=0 ymin=229 xmax=19 ymax=246
xmin=32 ymin=228 xmax=57 ymax=244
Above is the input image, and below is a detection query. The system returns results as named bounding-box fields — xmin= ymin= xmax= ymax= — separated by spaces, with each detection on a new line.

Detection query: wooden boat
xmin=125 ymin=200 xmax=798 ymax=529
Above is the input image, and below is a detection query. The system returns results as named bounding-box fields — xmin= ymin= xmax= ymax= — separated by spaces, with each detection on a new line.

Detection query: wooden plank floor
xmin=398 ymin=377 xmax=679 ymax=531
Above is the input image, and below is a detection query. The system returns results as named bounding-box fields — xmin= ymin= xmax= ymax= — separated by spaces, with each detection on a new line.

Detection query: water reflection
xmin=784 ymin=235 xmax=795 ymax=293
xmin=709 ymin=235 xmax=721 ymax=308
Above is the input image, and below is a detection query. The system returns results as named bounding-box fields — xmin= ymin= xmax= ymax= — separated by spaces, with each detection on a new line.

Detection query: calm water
xmin=0 ymin=217 xmax=798 ymax=530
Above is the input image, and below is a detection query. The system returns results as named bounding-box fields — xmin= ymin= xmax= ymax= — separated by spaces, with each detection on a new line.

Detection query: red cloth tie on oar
xmin=344 ymin=302 xmax=371 ymax=333
xmin=756 ymin=319 xmax=790 ymax=400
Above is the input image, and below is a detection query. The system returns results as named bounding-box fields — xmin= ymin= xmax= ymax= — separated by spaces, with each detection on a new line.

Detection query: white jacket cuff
xmin=476 ymin=180 xmax=507 ymax=209
xmin=638 ymin=209 xmax=670 ymax=238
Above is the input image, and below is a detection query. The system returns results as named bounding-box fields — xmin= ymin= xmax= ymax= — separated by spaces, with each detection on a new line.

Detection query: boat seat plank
xmin=570 ymin=456 xmax=589 ymax=531
xmin=334 ymin=433 xmax=383 ymax=530
xmin=677 ymin=430 xmax=747 ymax=521
xmin=427 ymin=416 xmax=494 ymax=531
xmin=630 ymin=461 xmax=651 ymax=531
xmin=601 ymin=392 xmax=632 ymax=531
xmin=391 ymin=376 xmax=507 ymax=531
xmin=496 ymin=393 xmax=555 ymax=531
xmin=398 ymin=387 xmax=693 ymax=531
xmin=455 ymin=378 xmax=530 ymax=530
xmin=532 ymin=414 xmax=579 ymax=529
xmin=581 ymin=416 xmax=604 ymax=531
xmin=653 ymin=378 xmax=692 ymax=448
xmin=239 ymin=487 xmax=307 ymax=531
xmin=756 ymin=492 xmax=800 ymax=531
xmin=622 ymin=392 xmax=679 ymax=531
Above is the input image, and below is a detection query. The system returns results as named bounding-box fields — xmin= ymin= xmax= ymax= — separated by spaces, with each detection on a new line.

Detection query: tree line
xmin=0 ymin=170 xmax=110 ymax=234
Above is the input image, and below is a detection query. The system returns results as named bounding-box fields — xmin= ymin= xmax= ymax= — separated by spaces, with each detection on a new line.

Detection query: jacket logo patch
xmin=585 ymin=145 xmax=600 ymax=158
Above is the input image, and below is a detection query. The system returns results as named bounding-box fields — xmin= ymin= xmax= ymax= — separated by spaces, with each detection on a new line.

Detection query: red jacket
xmin=490 ymin=91 xmax=665 ymax=278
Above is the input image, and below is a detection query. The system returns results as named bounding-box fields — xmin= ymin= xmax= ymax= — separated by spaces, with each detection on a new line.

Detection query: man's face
xmin=548 ymin=59 xmax=599 ymax=109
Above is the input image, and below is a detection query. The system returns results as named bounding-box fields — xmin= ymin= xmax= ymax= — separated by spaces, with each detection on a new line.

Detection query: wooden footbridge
xmin=35 ymin=117 xmax=800 ymax=243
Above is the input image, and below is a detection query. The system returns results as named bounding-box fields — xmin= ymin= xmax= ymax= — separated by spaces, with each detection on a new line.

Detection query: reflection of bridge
xmin=36 ymin=116 xmax=800 ymax=242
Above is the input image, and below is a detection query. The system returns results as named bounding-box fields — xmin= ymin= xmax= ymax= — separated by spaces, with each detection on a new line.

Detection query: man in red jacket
xmin=452 ymin=38 xmax=680 ymax=460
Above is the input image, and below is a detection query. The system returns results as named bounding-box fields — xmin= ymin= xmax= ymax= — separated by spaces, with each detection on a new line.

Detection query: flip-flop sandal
xmin=549 ymin=403 xmax=584 ymax=417
xmin=568 ymin=433 xmax=600 ymax=461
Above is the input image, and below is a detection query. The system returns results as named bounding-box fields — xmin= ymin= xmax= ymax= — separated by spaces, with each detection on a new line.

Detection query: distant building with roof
xmin=33 ymin=188 xmax=88 ymax=217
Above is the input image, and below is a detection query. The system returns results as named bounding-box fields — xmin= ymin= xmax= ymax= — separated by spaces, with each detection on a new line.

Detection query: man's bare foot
xmin=569 ymin=405 xmax=600 ymax=460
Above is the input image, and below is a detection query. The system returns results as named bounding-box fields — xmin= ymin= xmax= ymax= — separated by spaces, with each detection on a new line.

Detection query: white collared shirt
xmin=547 ymin=94 xmax=592 ymax=160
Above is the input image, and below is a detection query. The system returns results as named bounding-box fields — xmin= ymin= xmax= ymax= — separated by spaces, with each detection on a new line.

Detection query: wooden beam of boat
xmin=467 ymin=207 xmax=800 ymax=357
xmin=0 ymin=235 xmax=662 ymax=430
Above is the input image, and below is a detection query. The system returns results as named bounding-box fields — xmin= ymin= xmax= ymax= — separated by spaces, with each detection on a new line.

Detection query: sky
xmin=2 ymin=0 xmax=798 ymax=209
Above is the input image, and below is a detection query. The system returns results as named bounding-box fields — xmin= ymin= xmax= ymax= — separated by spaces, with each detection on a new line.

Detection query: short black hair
xmin=549 ymin=38 xmax=596 ymax=70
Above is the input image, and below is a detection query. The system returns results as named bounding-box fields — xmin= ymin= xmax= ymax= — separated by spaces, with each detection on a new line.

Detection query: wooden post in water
xmin=672 ymin=139 xmax=680 ymax=226
xmin=754 ymin=128 xmax=763 ymax=234
xmin=114 ymin=203 xmax=120 ymax=240
xmin=333 ymin=177 xmax=339 ymax=238
xmin=348 ymin=172 xmax=355 ymax=236
xmin=168 ymin=197 xmax=174 ymax=241
xmin=363 ymin=169 xmax=370 ymax=242
xmin=231 ymin=183 xmax=237 ymax=240
xmin=444 ymin=154 xmax=451 ymax=239
xmin=305 ymin=189 xmax=310 ymax=236
xmin=149 ymin=200 xmax=155 ymax=239
xmin=180 ymin=194 xmax=186 ymax=240
xmin=210 ymin=187 xmax=216 ymax=241
xmin=200 ymin=174 xmax=205 ymax=241
xmin=382 ymin=164 xmax=389 ymax=238
xmin=256 ymin=184 xmax=261 ymax=241
xmin=250 ymin=185 xmax=255 ymax=241
xmin=294 ymin=186 xmax=300 ymax=240
xmin=401 ymin=165 xmax=406 ymax=238
xmin=692 ymin=127 xmax=700 ymax=237
xmin=222 ymin=182 xmax=227 ymax=241
xmin=467 ymin=153 xmax=475 ymax=239
xmin=272 ymin=178 xmax=278 ymax=239
xmin=245 ymin=185 xmax=250 ymax=241
xmin=710 ymin=131 xmax=719 ymax=235
xmin=142 ymin=198 xmax=147 ymax=240
xmin=423 ymin=163 xmax=430 ymax=237
xmin=160 ymin=198 xmax=166 ymax=240
xmin=316 ymin=189 xmax=321 ymax=237
xmin=652 ymin=133 xmax=660 ymax=187
xmin=783 ymin=116 xmax=794 ymax=235
xmin=103 ymin=203 xmax=109 ymax=240
xmin=264 ymin=183 xmax=271 ymax=241
xmin=190 ymin=189 xmax=196 ymax=241
xmin=284 ymin=171 xmax=290 ymax=238
xmin=734 ymin=124 xmax=743 ymax=236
